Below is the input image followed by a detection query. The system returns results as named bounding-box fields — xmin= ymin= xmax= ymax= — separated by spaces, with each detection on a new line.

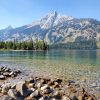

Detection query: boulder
xmin=16 ymin=81 xmax=29 ymax=97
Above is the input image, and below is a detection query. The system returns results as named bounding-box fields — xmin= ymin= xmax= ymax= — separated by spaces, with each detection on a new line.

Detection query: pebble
xmin=0 ymin=66 xmax=21 ymax=80
xmin=0 ymin=66 xmax=98 ymax=100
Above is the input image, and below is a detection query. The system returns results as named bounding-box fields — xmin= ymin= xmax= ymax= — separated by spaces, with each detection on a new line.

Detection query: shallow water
xmin=0 ymin=49 xmax=100 ymax=80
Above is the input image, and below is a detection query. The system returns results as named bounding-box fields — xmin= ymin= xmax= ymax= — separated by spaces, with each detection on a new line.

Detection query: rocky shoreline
xmin=0 ymin=66 xmax=99 ymax=100
xmin=0 ymin=66 xmax=21 ymax=80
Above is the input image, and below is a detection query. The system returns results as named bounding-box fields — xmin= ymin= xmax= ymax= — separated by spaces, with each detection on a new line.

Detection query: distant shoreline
xmin=0 ymin=49 xmax=100 ymax=51
xmin=0 ymin=49 xmax=48 ymax=51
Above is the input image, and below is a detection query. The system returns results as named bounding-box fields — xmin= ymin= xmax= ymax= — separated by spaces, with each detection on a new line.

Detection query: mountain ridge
xmin=0 ymin=12 xmax=100 ymax=49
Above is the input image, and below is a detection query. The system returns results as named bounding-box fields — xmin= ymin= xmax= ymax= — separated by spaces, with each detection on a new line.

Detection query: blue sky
xmin=0 ymin=0 xmax=100 ymax=29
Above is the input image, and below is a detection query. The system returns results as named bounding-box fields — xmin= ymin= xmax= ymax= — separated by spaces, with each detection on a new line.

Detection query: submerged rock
xmin=0 ymin=66 xmax=21 ymax=80
xmin=0 ymin=75 xmax=5 ymax=80
xmin=2 ymin=83 xmax=11 ymax=94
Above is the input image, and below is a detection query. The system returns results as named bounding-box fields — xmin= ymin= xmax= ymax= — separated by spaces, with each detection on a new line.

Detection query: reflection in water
xmin=0 ymin=50 xmax=100 ymax=65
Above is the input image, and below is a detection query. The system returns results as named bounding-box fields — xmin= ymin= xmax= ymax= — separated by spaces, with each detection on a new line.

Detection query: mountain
xmin=0 ymin=11 xmax=100 ymax=49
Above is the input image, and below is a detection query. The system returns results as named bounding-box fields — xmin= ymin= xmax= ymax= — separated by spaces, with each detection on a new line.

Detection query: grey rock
xmin=62 ymin=96 xmax=70 ymax=100
xmin=8 ymin=89 xmax=18 ymax=99
xmin=30 ymin=90 xmax=40 ymax=98
xmin=29 ymin=88 xmax=35 ymax=92
xmin=42 ymin=87 xmax=52 ymax=94
xmin=9 ymin=72 xmax=14 ymax=76
xmin=0 ymin=75 xmax=5 ymax=80
xmin=3 ymin=72 xmax=10 ymax=77
xmin=36 ymin=82 xmax=41 ymax=88
xmin=41 ymin=85 xmax=48 ymax=91
xmin=39 ymin=97 xmax=45 ymax=100
xmin=16 ymin=81 xmax=28 ymax=97
xmin=2 ymin=95 xmax=14 ymax=100
xmin=39 ymin=96 xmax=50 ymax=100
xmin=2 ymin=83 xmax=11 ymax=94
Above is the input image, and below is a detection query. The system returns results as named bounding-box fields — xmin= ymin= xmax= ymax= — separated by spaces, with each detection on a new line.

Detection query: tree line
xmin=0 ymin=39 xmax=48 ymax=50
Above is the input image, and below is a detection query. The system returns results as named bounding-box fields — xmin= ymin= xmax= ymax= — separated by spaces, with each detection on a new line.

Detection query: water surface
xmin=0 ymin=49 xmax=100 ymax=80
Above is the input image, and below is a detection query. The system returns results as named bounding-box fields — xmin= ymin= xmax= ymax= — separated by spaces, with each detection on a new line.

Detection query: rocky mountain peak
xmin=0 ymin=12 xmax=100 ymax=49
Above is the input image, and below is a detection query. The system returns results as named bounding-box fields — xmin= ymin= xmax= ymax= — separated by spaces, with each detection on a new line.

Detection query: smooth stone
xmin=51 ymin=98 xmax=56 ymax=100
xmin=41 ymin=85 xmax=48 ymax=91
xmin=4 ymin=68 xmax=11 ymax=72
xmin=62 ymin=96 xmax=70 ymax=100
xmin=9 ymin=72 xmax=14 ymax=75
xmin=30 ymin=90 xmax=40 ymax=98
xmin=39 ymin=96 xmax=50 ymax=100
xmin=28 ymin=83 xmax=35 ymax=88
xmin=53 ymin=91 xmax=59 ymax=96
xmin=1 ymin=67 xmax=6 ymax=71
xmin=0 ymin=75 xmax=5 ymax=80
xmin=11 ymin=84 xmax=16 ymax=89
xmin=2 ymin=83 xmax=11 ymax=94
xmin=36 ymin=82 xmax=41 ymax=88
xmin=53 ymin=91 xmax=62 ymax=99
xmin=40 ymin=79 xmax=46 ymax=84
xmin=91 ymin=83 xmax=97 ymax=88
xmin=2 ymin=95 xmax=14 ymax=100
xmin=78 ymin=96 xmax=83 ymax=100
xmin=16 ymin=81 xmax=28 ymax=97
xmin=3 ymin=72 xmax=10 ymax=77
xmin=42 ymin=87 xmax=52 ymax=94
xmin=39 ymin=97 xmax=45 ymax=100
xmin=9 ymin=72 xmax=17 ymax=77
xmin=29 ymin=88 xmax=35 ymax=92
xmin=8 ymin=89 xmax=18 ymax=99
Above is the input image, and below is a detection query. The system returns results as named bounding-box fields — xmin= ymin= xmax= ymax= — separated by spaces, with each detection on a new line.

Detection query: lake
xmin=0 ymin=49 xmax=100 ymax=81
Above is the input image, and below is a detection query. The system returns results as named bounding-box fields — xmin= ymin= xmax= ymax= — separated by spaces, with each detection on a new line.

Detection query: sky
xmin=0 ymin=0 xmax=100 ymax=29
